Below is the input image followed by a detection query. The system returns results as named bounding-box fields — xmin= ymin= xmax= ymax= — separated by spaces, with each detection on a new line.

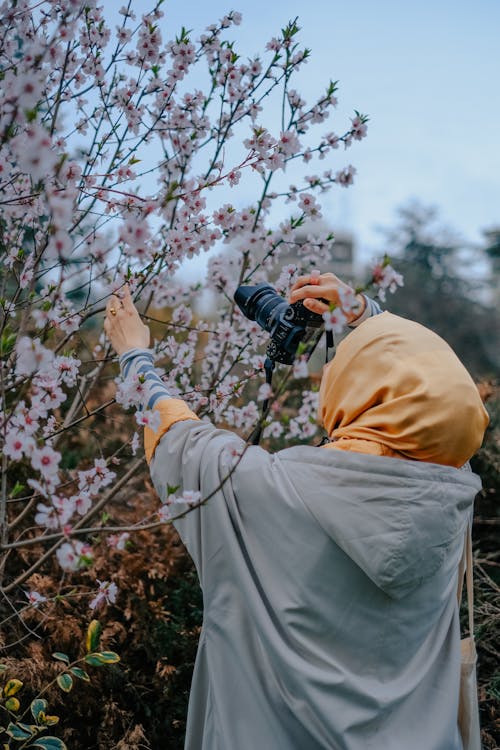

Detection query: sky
xmin=162 ymin=0 xmax=500 ymax=268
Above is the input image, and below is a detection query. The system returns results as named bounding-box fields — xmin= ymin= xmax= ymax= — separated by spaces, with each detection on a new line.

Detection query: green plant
xmin=0 ymin=621 xmax=119 ymax=749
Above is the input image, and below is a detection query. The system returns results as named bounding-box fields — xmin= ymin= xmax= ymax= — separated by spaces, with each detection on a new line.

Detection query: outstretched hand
xmin=288 ymin=272 xmax=366 ymax=324
xmin=103 ymin=283 xmax=151 ymax=356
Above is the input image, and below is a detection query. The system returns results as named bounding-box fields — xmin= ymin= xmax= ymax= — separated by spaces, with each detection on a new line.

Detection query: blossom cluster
xmin=0 ymin=0 xmax=395 ymax=610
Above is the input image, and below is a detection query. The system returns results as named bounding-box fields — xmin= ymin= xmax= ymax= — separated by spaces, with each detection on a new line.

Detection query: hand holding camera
xmin=289 ymin=272 xmax=366 ymax=323
xmin=234 ymin=271 xmax=365 ymax=365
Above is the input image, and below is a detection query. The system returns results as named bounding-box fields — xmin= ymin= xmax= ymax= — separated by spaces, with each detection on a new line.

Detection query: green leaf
xmin=51 ymin=653 xmax=69 ymax=665
xmin=16 ymin=722 xmax=37 ymax=734
xmin=5 ymin=697 xmax=20 ymax=712
xmin=35 ymin=712 xmax=59 ymax=727
xmin=56 ymin=673 xmax=73 ymax=693
xmin=31 ymin=699 xmax=48 ymax=722
xmin=0 ymin=332 xmax=16 ymax=357
xmin=84 ymin=651 xmax=120 ymax=666
xmin=10 ymin=482 xmax=25 ymax=498
xmin=28 ymin=738 xmax=68 ymax=750
xmin=5 ymin=721 xmax=33 ymax=740
xmin=70 ymin=667 xmax=90 ymax=682
xmin=85 ymin=619 xmax=101 ymax=653
xmin=0 ymin=664 xmax=7 ymax=672
xmin=84 ymin=654 xmax=107 ymax=667
xmin=166 ymin=484 xmax=180 ymax=497
xmin=4 ymin=679 xmax=23 ymax=697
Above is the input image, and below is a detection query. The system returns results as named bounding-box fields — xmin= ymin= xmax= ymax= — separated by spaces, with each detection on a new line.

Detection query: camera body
xmin=234 ymin=282 xmax=324 ymax=364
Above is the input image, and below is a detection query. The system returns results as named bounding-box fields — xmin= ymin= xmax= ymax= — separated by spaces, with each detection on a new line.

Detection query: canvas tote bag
xmin=457 ymin=524 xmax=482 ymax=750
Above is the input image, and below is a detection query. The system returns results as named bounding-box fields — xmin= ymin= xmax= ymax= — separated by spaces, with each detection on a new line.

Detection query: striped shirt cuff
xmin=119 ymin=348 xmax=171 ymax=410
xmin=349 ymin=295 xmax=383 ymax=328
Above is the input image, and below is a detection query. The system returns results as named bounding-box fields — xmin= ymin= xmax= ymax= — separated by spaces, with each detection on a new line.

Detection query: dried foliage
xmin=470 ymin=385 xmax=500 ymax=748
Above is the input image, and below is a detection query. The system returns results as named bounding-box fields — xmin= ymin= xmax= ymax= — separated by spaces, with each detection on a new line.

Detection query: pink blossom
xmin=107 ymin=532 xmax=130 ymax=550
xmin=131 ymin=432 xmax=140 ymax=455
xmin=119 ymin=217 xmax=153 ymax=260
xmin=4 ymin=429 xmax=34 ymax=461
xmin=335 ymin=165 xmax=356 ymax=188
xmin=15 ymin=337 xmax=55 ymax=377
xmin=263 ymin=421 xmax=284 ymax=439
xmin=176 ymin=490 xmax=202 ymax=505
xmin=135 ymin=409 xmax=161 ymax=432
xmin=325 ymin=132 xmax=340 ymax=148
xmin=46 ymin=230 xmax=73 ymax=260
xmin=227 ymin=170 xmax=241 ymax=186
xmin=55 ymin=356 xmax=81 ymax=386
xmin=58 ymin=312 xmax=82 ymax=335
xmin=300 ymin=421 xmax=318 ymax=438
xmin=158 ymin=504 xmax=172 ymax=522
xmin=89 ymin=579 xmax=118 ymax=610
xmin=70 ymin=490 xmax=92 ymax=516
xmin=264 ymin=151 xmax=286 ymax=172
xmin=322 ymin=307 xmax=347 ymax=334
xmin=279 ymin=131 xmax=301 ymax=157
xmin=275 ymin=263 xmax=299 ymax=294
xmin=298 ymin=193 xmax=322 ymax=219
xmin=266 ymin=37 xmax=281 ymax=52
xmin=338 ymin=286 xmax=362 ymax=316
xmin=119 ymin=6 xmax=136 ymax=19
xmin=19 ymin=262 xmax=34 ymax=289
xmin=351 ymin=115 xmax=368 ymax=140
xmin=371 ymin=263 xmax=404 ymax=301
xmin=35 ymin=496 xmax=74 ymax=530
xmin=11 ymin=123 xmax=58 ymax=181
xmin=31 ymin=445 xmax=61 ymax=480
xmin=77 ymin=459 xmax=116 ymax=495
xmin=25 ymin=590 xmax=47 ymax=607
xmin=56 ymin=541 xmax=93 ymax=572
xmin=257 ymin=383 xmax=273 ymax=402
xmin=115 ymin=374 xmax=148 ymax=409
xmin=293 ymin=356 xmax=309 ymax=379
xmin=31 ymin=376 xmax=66 ymax=415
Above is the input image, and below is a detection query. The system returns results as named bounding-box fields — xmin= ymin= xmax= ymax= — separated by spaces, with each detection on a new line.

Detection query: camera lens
xmin=234 ymin=281 xmax=321 ymax=364
xmin=234 ymin=283 xmax=288 ymax=332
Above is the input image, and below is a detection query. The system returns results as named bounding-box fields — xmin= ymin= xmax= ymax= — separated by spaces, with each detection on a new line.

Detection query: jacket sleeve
xmin=148 ymin=418 xmax=248 ymax=583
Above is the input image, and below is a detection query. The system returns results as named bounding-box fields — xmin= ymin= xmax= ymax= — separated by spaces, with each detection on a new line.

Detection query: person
xmin=103 ymin=272 xmax=489 ymax=750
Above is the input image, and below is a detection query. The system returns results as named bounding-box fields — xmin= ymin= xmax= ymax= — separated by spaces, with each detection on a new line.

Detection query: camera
xmin=234 ymin=282 xmax=324 ymax=364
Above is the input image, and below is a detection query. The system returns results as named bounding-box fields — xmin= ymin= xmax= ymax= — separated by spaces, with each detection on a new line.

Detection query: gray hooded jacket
xmin=150 ymin=419 xmax=480 ymax=750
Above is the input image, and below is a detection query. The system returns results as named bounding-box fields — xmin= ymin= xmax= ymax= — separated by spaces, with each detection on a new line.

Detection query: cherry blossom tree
xmin=0 ymin=0 xmax=398 ymax=626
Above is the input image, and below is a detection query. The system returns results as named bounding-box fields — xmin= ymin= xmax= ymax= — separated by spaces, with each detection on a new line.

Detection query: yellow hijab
xmin=319 ymin=312 xmax=489 ymax=467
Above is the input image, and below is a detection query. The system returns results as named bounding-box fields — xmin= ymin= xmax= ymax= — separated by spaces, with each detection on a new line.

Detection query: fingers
xmin=289 ymin=284 xmax=329 ymax=303
xmin=303 ymin=298 xmax=329 ymax=315
xmin=120 ymin=283 xmax=137 ymax=314
xmin=106 ymin=293 xmax=120 ymax=310
xmin=289 ymin=274 xmax=318 ymax=294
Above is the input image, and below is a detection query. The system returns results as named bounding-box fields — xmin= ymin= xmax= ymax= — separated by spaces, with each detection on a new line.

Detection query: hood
xmin=278 ymin=446 xmax=481 ymax=599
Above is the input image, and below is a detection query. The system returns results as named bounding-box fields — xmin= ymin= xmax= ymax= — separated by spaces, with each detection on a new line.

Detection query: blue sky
xmin=164 ymin=0 xmax=500 ymax=265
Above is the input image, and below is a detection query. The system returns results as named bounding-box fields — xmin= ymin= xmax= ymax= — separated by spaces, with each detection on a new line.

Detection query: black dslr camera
xmin=234 ymin=282 xmax=324 ymax=364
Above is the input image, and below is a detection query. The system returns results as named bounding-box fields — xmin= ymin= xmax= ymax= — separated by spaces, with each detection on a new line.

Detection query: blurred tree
xmin=483 ymin=227 xmax=500 ymax=302
xmin=379 ymin=202 xmax=499 ymax=378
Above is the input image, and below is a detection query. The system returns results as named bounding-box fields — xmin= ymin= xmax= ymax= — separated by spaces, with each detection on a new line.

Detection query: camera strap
xmin=251 ymin=357 xmax=275 ymax=446
xmin=325 ymin=330 xmax=334 ymax=363
xmin=251 ymin=331 xmax=334 ymax=446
